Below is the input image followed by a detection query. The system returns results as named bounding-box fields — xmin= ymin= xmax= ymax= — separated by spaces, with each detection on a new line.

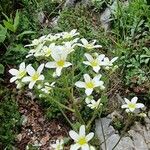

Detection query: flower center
xmin=86 ymin=82 xmax=94 ymax=88
xmin=32 ymin=72 xmax=39 ymax=81
xmin=64 ymin=34 xmax=71 ymax=39
xmin=78 ymin=137 xmax=87 ymax=145
xmin=57 ymin=60 xmax=65 ymax=67
xmin=128 ymin=103 xmax=136 ymax=109
xmin=91 ymin=60 xmax=98 ymax=67
xmin=18 ymin=70 xmax=26 ymax=78
xmin=86 ymin=44 xmax=93 ymax=49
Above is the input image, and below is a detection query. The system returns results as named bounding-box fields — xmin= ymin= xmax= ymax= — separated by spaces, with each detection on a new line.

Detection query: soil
xmin=15 ymin=92 xmax=69 ymax=150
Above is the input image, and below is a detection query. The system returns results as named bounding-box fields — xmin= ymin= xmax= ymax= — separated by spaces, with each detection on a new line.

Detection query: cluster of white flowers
xmin=9 ymin=29 xmax=119 ymax=149
xmin=9 ymin=62 xmax=45 ymax=89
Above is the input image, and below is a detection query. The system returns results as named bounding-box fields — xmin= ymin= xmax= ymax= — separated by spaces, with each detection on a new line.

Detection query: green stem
xmin=70 ymin=89 xmax=85 ymax=125
xmin=70 ymin=52 xmax=85 ymax=125
xmin=46 ymin=94 xmax=75 ymax=113
xmin=59 ymin=106 xmax=75 ymax=130
xmin=87 ymin=105 xmax=103 ymax=131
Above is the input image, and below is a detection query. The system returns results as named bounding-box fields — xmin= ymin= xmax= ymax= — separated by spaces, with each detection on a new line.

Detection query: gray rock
xmin=128 ymin=130 xmax=149 ymax=150
xmin=63 ymin=0 xmax=76 ymax=8
xmin=101 ymin=134 xmax=134 ymax=150
xmin=96 ymin=116 xmax=150 ymax=150
xmin=95 ymin=117 xmax=116 ymax=143
xmin=38 ymin=11 xmax=45 ymax=24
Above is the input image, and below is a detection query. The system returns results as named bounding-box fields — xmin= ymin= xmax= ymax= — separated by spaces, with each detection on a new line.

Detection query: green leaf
xmin=0 ymin=64 xmax=4 ymax=74
xmin=14 ymin=10 xmax=19 ymax=32
xmin=0 ymin=25 xmax=7 ymax=43
xmin=3 ymin=20 xmax=15 ymax=32
xmin=17 ymin=30 xmax=36 ymax=38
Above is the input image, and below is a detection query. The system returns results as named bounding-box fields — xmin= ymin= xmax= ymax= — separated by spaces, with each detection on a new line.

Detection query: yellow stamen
xmin=91 ymin=60 xmax=98 ymax=67
xmin=78 ymin=137 xmax=87 ymax=145
xmin=128 ymin=103 xmax=136 ymax=109
xmin=86 ymin=44 xmax=93 ymax=49
xmin=32 ymin=72 xmax=39 ymax=81
xmin=86 ymin=82 xmax=94 ymax=88
xmin=57 ymin=60 xmax=65 ymax=67
xmin=18 ymin=70 xmax=26 ymax=78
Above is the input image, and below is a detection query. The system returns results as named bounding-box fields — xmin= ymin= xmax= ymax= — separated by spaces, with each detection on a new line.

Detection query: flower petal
xmin=93 ymin=74 xmax=102 ymax=82
xmin=85 ymin=88 xmax=93 ymax=96
xmin=83 ymin=61 xmax=91 ymax=66
xmin=121 ymin=104 xmax=128 ymax=108
xmin=39 ymin=75 xmax=44 ymax=80
xmin=29 ymin=81 xmax=36 ymax=89
xmin=136 ymin=103 xmax=145 ymax=108
xmin=19 ymin=62 xmax=25 ymax=70
xmin=37 ymin=64 xmax=44 ymax=74
xmin=22 ymin=76 xmax=31 ymax=82
xmin=51 ymin=51 xmax=60 ymax=61
xmin=84 ymin=53 xmax=93 ymax=62
xmin=64 ymin=62 xmax=72 ymax=67
xmin=111 ymin=57 xmax=118 ymax=63
xmin=82 ymin=144 xmax=90 ymax=150
xmin=45 ymin=62 xmax=56 ymax=68
xmin=79 ymin=125 xmax=86 ymax=136
xmin=97 ymin=54 xmax=105 ymax=61
xmin=9 ymin=69 xmax=19 ymax=75
xmin=81 ymin=38 xmax=88 ymax=45
xmin=95 ymin=81 xmax=104 ymax=87
xmin=131 ymin=97 xmax=138 ymax=104
xmin=69 ymin=131 xmax=79 ymax=141
xmin=26 ymin=65 xmax=35 ymax=76
xmin=56 ymin=67 xmax=62 ymax=76
xmin=70 ymin=144 xmax=80 ymax=150
xmin=86 ymin=133 xmax=94 ymax=141
xmin=10 ymin=77 xmax=17 ymax=83
xmin=84 ymin=74 xmax=91 ymax=83
xmin=93 ymin=66 xmax=100 ymax=73
xmin=75 ymin=81 xmax=86 ymax=88
xmin=124 ymin=98 xmax=130 ymax=104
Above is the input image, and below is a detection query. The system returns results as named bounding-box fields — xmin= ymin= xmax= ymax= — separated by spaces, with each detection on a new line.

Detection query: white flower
xmin=46 ymin=34 xmax=60 ymax=42
xmin=78 ymin=38 xmax=102 ymax=49
xmin=69 ymin=125 xmax=94 ymax=150
xmin=45 ymin=51 xmax=72 ymax=76
xmin=42 ymin=43 xmax=56 ymax=57
xmin=62 ymin=29 xmax=79 ymax=39
xmin=75 ymin=74 xmax=104 ymax=96
xmin=41 ymin=82 xmax=55 ymax=94
xmin=9 ymin=62 xmax=27 ymax=83
xmin=83 ymin=53 xmax=105 ymax=73
xmin=121 ymin=97 xmax=145 ymax=112
xmin=26 ymin=44 xmax=44 ymax=58
xmin=51 ymin=139 xmax=64 ymax=150
xmin=87 ymin=99 xmax=102 ymax=109
xmin=103 ymin=57 xmax=118 ymax=70
xmin=62 ymin=41 xmax=76 ymax=54
xmin=25 ymin=36 xmax=46 ymax=47
xmin=22 ymin=64 xmax=45 ymax=89
xmin=15 ymin=80 xmax=24 ymax=89
xmin=85 ymin=96 xmax=93 ymax=104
